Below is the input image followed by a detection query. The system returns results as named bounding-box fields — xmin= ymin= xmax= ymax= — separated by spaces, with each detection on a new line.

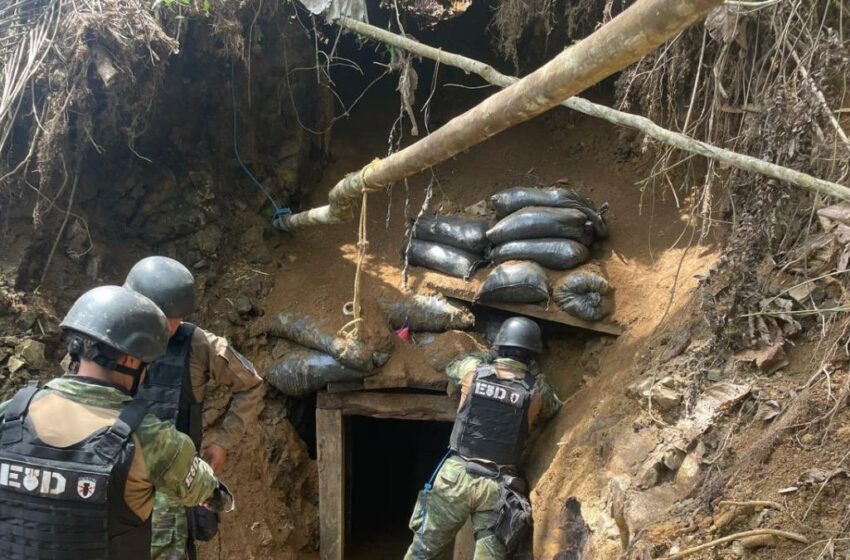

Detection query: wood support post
xmin=317 ymin=408 xmax=345 ymax=560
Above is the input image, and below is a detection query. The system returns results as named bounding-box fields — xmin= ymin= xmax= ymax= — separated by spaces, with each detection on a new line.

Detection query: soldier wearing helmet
xmin=404 ymin=317 xmax=562 ymax=560
xmin=0 ymin=286 xmax=232 ymax=560
xmin=124 ymin=256 xmax=262 ymax=559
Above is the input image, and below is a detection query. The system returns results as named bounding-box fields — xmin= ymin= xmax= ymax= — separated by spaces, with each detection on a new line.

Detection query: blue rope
xmin=417 ymin=450 xmax=452 ymax=560
xmin=230 ymin=60 xmax=291 ymax=231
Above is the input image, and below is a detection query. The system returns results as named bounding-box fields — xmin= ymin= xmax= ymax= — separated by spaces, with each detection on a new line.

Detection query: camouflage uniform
xmin=403 ymin=355 xmax=562 ymax=560
xmin=0 ymin=376 xmax=219 ymax=521
xmin=150 ymin=326 xmax=263 ymax=560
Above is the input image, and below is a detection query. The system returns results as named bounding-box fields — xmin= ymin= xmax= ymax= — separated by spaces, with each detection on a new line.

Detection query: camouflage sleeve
xmin=444 ymin=354 xmax=487 ymax=386
xmin=137 ymin=414 xmax=219 ymax=506
xmin=190 ymin=328 xmax=264 ymax=451
xmin=535 ymin=375 xmax=563 ymax=421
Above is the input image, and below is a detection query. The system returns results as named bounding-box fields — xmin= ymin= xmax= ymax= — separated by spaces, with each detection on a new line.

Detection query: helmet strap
xmin=90 ymin=354 xmax=145 ymax=395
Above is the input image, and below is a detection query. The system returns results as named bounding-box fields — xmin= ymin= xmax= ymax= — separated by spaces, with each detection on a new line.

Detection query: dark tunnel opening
xmin=347 ymin=415 xmax=454 ymax=559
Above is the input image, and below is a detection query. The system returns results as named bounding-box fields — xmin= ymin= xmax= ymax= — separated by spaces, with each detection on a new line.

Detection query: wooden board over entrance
xmin=426 ymin=279 xmax=623 ymax=336
xmin=318 ymin=391 xmax=458 ymax=422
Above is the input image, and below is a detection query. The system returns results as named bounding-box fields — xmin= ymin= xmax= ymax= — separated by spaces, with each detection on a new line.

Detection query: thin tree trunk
xmin=282 ymin=0 xmax=724 ymax=230
xmin=335 ymin=16 xmax=850 ymax=205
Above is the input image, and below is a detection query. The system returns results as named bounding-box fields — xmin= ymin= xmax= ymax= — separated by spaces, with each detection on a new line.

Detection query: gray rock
xmin=17 ymin=339 xmax=46 ymax=367
xmin=236 ymin=296 xmax=253 ymax=316
xmin=8 ymin=356 xmax=26 ymax=373
xmin=652 ymin=386 xmax=682 ymax=411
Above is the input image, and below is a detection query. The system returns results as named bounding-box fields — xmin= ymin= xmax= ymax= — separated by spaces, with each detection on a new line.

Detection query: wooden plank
xmin=362 ymin=371 xmax=448 ymax=392
xmin=318 ymin=391 xmax=458 ymax=422
xmin=427 ymin=281 xmax=623 ymax=336
xmin=317 ymin=408 xmax=344 ymax=560
xmin=453 ymin=520 xmax=475 ymax=560
xmin=325 ymin=379 xmax=365 ymax=393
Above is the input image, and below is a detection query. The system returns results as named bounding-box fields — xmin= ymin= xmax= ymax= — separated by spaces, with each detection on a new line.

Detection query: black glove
xmin=206 ymin=481 xmax=235 ymax=513
xmin=188 ymin=506 xmax=220 ymax=542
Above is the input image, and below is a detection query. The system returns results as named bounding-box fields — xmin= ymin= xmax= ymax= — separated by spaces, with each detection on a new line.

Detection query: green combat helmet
xmin=60 ymin=285 xmax=169 ymax=391
xmin=494 ymin=317 xmax=543 ymax=354
xmin=124 ymin=256 xmax=196 ymax=318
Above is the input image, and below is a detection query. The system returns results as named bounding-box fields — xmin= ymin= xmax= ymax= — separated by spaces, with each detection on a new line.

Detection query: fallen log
xmin=334 ymin=17 xmax=850 ymax=205
xmin=281 ymin=0 xmax=724 ymax=230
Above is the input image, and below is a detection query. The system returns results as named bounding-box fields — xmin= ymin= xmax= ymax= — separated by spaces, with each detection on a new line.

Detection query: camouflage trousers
xmin=403 ymin=456 xmax=507 ymax=560
xmin=151 ymin=492 xmax=190 ymax=560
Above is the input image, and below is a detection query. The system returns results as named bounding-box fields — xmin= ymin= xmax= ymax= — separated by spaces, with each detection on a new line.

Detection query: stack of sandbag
xmin=486 ymin=187 xmax=608 ymax=270
xmin=409 ymin=215 xmax=489 ymax=279
xmin=264 ymin=313 xmax=390 ymax=396
xmin=553 ymin=265 xmax=613 ymax=321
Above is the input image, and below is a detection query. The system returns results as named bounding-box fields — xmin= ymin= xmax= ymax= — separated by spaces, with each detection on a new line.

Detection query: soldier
xmin=0 ymin=285 xmax=233 ymax=559
xmin=123 ymin=256 xmax=263 ymax=559
xmin=404 ymin=317 xmax=562 ymax=560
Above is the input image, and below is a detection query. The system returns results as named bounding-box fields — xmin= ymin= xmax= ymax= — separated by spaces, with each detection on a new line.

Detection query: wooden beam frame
xmin=316 ymin=391 xmax=458 ymax=559
xmin=317 ymin=391 xmax=458 ymax=421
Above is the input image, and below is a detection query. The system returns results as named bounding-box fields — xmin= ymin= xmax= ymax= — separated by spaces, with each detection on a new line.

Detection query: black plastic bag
xmin=264 ymin=341 xmax=366 ymax=396
xmin=553 ymin=269 xmax=613 ymax=321
xmin=489 ymin=239 xmax=588 ymax=270
xmin=476 ymin=261 xmax=549 ymax=304
xmin=489 ymin=187 xmax=609 ymax=238
xmin=408 ymin=239 xmax=484 ymax=279
xmin=378 ymin=294 xmax=474 ymax=331
xmin=268 ymin=313 xmax=388 ymax=371
xmin=486 ymin=207 xmax=592 ymax=245
xmin=413 ymin=215 xmax=489 ymax=253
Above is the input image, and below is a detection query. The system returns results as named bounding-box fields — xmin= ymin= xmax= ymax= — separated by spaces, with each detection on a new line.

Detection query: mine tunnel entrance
xmin=347 ymin=415 xmax=454 ymax=559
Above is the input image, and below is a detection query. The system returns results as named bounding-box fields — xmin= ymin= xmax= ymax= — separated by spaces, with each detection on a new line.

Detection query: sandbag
xmin=413 ymin=215 xmax=489 ymax=253
xmin=489 ymin=239 xmax=588 ymax=270
xmin=553 ymin=268 xmax=613 ymax=321
xmin=378 ymin=294 xmax=475 ymax=331
xmin=408 ymin=239 xmax=484 ymax=279
xmin=476 ymin=261 xmax=549 ymax=304
xmin=489 ymin=187 xmax=609 ymax=238
xmin=265 ymin=341 xmax=365 ymax=396
xmin=268 ymin=313 xmax=388 ymax=371
xmin=486 ymin=207 xmax=592 ymax=245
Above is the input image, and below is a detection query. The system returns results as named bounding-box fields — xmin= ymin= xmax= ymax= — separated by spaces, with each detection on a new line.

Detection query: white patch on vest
xmin=184 ymin=460 xmax=198 ymax=488
xmin=473 ymin=380 xmax=520 ymax=406
xmin=77 ymin=477 xmax=97 ymax=499
xmin=0 ymin=463 xmax=66 ymax=495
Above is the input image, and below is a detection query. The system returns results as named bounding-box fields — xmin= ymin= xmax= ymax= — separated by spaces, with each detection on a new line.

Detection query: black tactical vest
xmin=449 ymin=364 xmax=535 ymax=466
xmin=0 ymin=382 xmax=151 ymax=560
xmin=136 ymin=323 xmax=203 ymax=448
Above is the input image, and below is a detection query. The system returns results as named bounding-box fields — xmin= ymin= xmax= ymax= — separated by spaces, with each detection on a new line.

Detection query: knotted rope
xmin=339 ymin=159 xmax=382 ymax=339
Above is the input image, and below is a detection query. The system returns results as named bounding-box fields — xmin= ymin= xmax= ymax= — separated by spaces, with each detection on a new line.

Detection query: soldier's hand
xmin=203 ymin=444 xmax=227 ymax=474
xmin=205 ymin=481 xmax=235 ymax=513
